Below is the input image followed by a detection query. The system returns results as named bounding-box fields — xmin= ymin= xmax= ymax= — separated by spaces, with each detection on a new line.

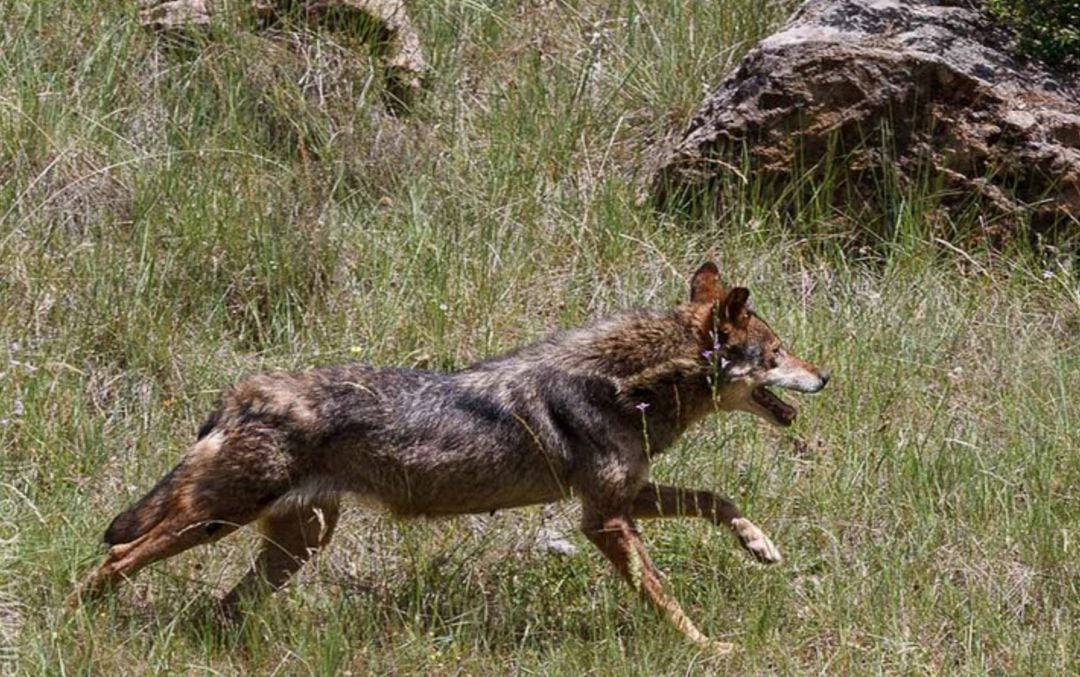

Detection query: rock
xmin=138 ymin=0 xmax=427 ymax=112
xmin=138 ymin=0 xmax=211 ymax=32
xmin=533 ymin=506 xmax=579 ymax=557
xmin=301 ymin=0 xmax=429 ymax=111
xmin=652 ymin=0 xmax=1080 ymax=243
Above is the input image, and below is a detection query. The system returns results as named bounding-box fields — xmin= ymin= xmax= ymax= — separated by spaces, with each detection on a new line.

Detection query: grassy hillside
xmin=2 ymin=0 xmax=1078 ymax=673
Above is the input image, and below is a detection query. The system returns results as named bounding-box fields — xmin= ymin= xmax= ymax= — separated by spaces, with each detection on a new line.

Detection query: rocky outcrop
xmin=653 ymin=0 xmax=1080 ymax=242
xmin=138 ymin=0 xmax=427 ymax=112
xmin=298 ymin=0 xmax=427 ymax=109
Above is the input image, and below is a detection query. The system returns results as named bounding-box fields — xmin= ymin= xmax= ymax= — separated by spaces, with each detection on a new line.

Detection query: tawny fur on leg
xmin=583 ymin=513 xmax=734 ymax=655
xmin=629 ymin=483 xmax=781 ymax=564
xmin=72 ymin=510 xmax=252 ymax=605
xmin=219 ymin=499 xmax=340 ymax=619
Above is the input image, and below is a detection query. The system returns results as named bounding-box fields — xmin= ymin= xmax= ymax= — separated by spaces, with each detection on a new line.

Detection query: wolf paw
xmin=731 ymin=518 xmax=782 ymax=564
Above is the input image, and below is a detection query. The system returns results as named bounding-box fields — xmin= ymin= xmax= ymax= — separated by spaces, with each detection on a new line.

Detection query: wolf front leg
xmin=629 ymin=483 xmax=781 ymax=564
xmin=581 ymin=512 xmax=733 ymax=655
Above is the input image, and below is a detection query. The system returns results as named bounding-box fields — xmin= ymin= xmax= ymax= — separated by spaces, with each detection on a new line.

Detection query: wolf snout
xmin=804 ymin=368 xmax=829 ymax=393
xmin=817 ymin=369 xmax=830 ymax=389
xmin=793 ymin=366 xmax=830 ymax=393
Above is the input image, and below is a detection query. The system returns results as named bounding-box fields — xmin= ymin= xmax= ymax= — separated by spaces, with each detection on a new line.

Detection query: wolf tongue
xmin=755 ymin=387 xmax=795 ymax=422
xmin=771 ymin=393 xmax=796 ymax=421
xmin=776 ymin=399 xmax=795 ymax=421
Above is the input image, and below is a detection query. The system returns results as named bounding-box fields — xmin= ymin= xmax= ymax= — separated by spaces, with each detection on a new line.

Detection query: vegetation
xmin=2 ymin=0 xmax=1078 ymax=673
xmin=988 ymin=0 xmax=1080 ymax=70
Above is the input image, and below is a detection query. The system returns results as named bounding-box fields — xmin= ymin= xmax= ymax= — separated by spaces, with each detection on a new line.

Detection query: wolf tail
xmin=103 ymin=465 xmax=183 ymax=546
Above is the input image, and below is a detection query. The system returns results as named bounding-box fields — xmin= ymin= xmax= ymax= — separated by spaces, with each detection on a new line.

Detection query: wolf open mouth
xmin=752 ymin=386 xmax=797 ymax=426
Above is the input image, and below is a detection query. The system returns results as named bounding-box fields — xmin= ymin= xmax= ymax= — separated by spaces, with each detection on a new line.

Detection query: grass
xmin=2 ymin=0 xmax=1079 ymax=673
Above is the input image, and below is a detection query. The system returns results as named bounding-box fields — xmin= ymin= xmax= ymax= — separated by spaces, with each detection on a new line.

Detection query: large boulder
xmin=652 ymin=0 xmax=1080 ymax=242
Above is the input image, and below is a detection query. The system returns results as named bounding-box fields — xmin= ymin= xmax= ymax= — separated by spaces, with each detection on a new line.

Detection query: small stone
xmin=138 ymin=0 xmax=210 ymax=32
xmin=535 ymin=526 xmax=578 ymax=557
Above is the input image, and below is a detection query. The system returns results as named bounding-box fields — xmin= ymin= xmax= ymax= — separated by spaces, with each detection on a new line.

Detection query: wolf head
xmin=687 ymin=262 xmax=828 ymax=427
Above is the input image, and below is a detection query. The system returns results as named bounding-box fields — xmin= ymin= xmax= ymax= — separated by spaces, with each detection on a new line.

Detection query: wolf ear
xmin=689 ymin=262 xmax=723 ymax=303
xmin=724 ymin=287 xmax=750 ymax=323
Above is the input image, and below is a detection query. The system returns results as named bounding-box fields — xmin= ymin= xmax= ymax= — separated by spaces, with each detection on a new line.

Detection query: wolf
xmin=75 ymin=262 xmax=828 ymax=654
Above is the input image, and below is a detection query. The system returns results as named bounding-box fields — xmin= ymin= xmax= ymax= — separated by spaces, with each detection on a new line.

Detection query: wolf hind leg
xmin=219 ymin=496 xmax=340 ymax=618
xmin=73 ymin=498 xmax=265 ymax=603
xmin=629 ymin=483 xmax=781 ymax=564
xmin=582 ymin=510 xmax=733 ymax=655
xmin=72 ymin=434 xmax=293 ymax=605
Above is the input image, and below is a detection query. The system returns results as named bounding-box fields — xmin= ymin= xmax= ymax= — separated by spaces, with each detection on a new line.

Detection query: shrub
xmin=987 ymin=0 xmax=1080 ymax=70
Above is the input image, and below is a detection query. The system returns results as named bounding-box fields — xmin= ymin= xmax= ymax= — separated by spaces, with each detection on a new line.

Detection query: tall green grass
xmin=2 ymin=0 xmax=1078 ymax=673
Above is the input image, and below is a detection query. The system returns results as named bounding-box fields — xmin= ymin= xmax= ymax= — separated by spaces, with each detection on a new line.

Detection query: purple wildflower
xmin=635 ymin=402 xmax=650 ymax=412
